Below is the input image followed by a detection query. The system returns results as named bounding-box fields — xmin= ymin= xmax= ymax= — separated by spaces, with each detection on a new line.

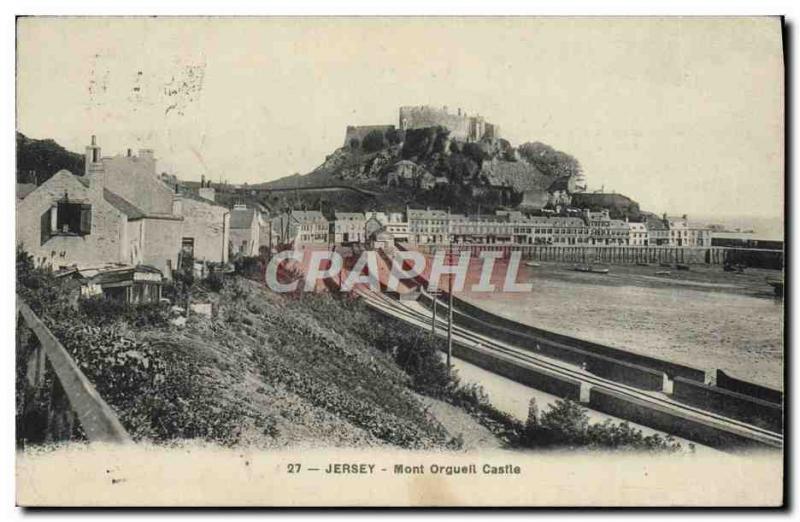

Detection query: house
xmin=270 ymin=210 xmax=329 ymax=246
xmin=645 ymin=215 xmax=670 ymax=246
xmin=16 ymin=135 xmax=230 ymax=277
xmin=55 ymin=264 xmax=164 ymax=304
xmin=95 ymin=136 xmax=230 ymax=271
xmin=364 ymin=212 xmax=387 ymax=240
xmin=664 ymin=215 xmax=711 ymax=247
xmin=627 ymin=221 xmax=649 ymax=246
xmin=333 ymin=211 xmax=366 ymax=244
xmin=383 ymin=212 xmax=410 ymax=242
xmin=229 ymin=204 xmax=261 ymax=256
xmin=16 ymin=168 xmax=144 ymax=270
xmin=407 ymin=207 xmax=450 ymax=244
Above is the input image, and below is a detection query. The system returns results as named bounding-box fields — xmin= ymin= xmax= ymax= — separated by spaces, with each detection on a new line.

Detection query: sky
xmin=17 ymin=17 xmax=784 ymax=220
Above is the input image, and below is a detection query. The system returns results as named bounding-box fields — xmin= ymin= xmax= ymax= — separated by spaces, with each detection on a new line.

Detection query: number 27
xmin=287 ymin=463 xmax=301 ymax=473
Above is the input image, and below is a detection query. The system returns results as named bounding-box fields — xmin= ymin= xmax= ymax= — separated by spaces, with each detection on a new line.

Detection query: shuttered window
xmin=79 ymin=204 xmax=92 ymax=234
xmin=40 ymin=206 xmax=55 ymax=245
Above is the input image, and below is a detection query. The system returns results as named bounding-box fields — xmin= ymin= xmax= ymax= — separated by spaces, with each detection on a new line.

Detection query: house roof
xmin=547 ymin=176 xmax=571 ymax=193
xmin=291 ymin=210 xmax=326 ymax=221
xmin=645 ymin=215 xmax=668 ymax=230
xmin=230 ymin=208 xmax=257 ymax=229
xmin=103 ymin=188 xmax=146 ymax=219
xmin=177 ymin=186 xmax=230 ymax=209
xmin=16 ymin=183 xmax=37 ymax=200
xmin=334 ymin=211 xmax=365 ymax=220
xmin=407 ymin=208 xmax=448 ymax=219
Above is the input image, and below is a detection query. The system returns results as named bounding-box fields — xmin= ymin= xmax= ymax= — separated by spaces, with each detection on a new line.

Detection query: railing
xmin=16 ymin=296 xmax=131 ymax=445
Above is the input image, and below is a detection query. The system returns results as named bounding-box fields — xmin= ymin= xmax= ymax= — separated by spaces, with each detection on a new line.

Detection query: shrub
xmin=79 ymin=297 xmax=171 ymax=328
xmin=524 ymin=398 xmax=683 ymax=452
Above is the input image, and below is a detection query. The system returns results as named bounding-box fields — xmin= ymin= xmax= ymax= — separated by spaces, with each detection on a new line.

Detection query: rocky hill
xmin=261 ymin=126 xmax=585 ymax=214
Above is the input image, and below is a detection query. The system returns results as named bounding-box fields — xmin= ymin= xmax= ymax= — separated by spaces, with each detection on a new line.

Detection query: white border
xmin=1 ymin=1 xmax=795 ymax=520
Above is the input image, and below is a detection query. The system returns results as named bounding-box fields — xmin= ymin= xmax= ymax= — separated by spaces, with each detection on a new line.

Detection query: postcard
xmin=14 ymin=16 xmax=785 ymax=507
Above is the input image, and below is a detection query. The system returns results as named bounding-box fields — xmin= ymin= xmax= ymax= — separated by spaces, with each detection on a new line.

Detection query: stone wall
xmin=141 ymin=216 xmax=182 ymax=275
xmin=449 ymin=337 xmax=583 ymax=401
xmin=343 ymin=125 xmax=396 ymax=148
xmin=398 ymin=106 xmax=498 ymax=141
xmin=415 ymin=244 xmax=728 ymax=265
xmin=715 ymin=370 xmax=783 ymax=404
xmin=588 ymin=388 xmax=768 ymax=449
xmin=418 ymin=292 xmax=666 ymax=391
xmin=180 ymin=197 xmax=230 ymax=264
xmin=673 ymin=377 xmax=783 ymax=433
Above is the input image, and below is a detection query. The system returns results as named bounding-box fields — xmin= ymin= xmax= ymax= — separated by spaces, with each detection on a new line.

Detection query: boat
xmin=525 ymin=261 xmax=541 ymax=268
xmin=636 ymin=262 xmax=650 ymax=267
xmin=573 ymin=265 xmax=610 ymax=274
xmin=724 ymin=263 xmax=746 ymax=273
xmin=655 ymin=270 xmax=671 ymax=276
xmin=676 ymin=263 xmax=690 ymax=271
xmin=766 ymin=277 xmax=784 ymax=297
xmin=659 ymin=262 xmax=672 ymax=268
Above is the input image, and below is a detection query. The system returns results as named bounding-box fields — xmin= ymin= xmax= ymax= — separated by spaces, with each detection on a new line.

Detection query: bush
xmin=524 ymin=398 xmax=683 ymax=452
xmin=79 ymin=297 xmax=171 ymax=328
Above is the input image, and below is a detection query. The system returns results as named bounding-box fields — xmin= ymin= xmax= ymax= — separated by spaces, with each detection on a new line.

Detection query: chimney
xmin=172 ymin=193 xmax=183 ymax=217
xmin=84 ymin=134 xmax=104 ymax=191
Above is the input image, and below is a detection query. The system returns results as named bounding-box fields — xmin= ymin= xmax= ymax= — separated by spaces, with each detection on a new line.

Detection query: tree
xmin=518 ymin=141 xmax=583 ymax=179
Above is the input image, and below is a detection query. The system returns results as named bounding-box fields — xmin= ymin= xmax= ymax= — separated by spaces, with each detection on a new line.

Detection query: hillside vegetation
xmin=16 ymin=132 xmax=84 ymax=184
xmin=261 ymin=126 xmax=588 ymax=214
xmin=17 ymin=247 xmax=686 ymax=453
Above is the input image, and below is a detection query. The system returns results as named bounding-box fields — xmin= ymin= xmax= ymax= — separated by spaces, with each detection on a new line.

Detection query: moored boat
xmin=573 ymin=265 xmax=610 ymax=274
xmin=766 ymin=277 xmax=783 ymax=297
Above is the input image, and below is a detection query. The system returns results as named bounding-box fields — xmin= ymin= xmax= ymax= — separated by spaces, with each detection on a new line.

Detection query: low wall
xmin=588 ymin=388 xmax=774 ymax=450
xmin=394 ymin=243 xmax=707 ymax=383
xmin=715 ymin=370 xmax=783 ymax=405
xmin=672 ymin=377 xmax=783 ymax=434
xmin=413 ymin=244 xmax=727 ymax=265
xmin=445 ymin=292 xmax=705 ymax=383
xmin=419 ymin=292 xmax=665 ymax=392
xmin=449 ymin=339 xmax=582 ymax=401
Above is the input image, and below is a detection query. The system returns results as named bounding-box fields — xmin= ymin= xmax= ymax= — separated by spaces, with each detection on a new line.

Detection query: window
xmin=181 ymin=238 xmax=195 ymax=258
xmin=56 ymin=201 xmax=90 ymax=234
xmin=40 ymin=201 xmax=91 ymax=244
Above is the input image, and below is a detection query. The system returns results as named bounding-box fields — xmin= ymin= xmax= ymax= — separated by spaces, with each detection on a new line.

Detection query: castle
xmin=344 ymin=105 xmax=499 ymax=147
xmin=398 ymin=105 xmax=499 ymax=142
